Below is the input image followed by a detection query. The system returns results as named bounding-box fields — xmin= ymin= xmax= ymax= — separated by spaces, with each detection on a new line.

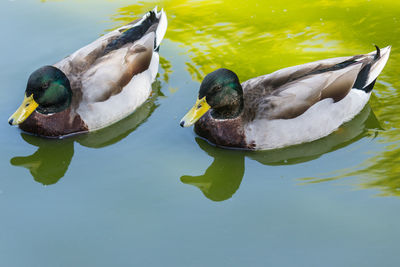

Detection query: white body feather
xmin=155 ymin=8 xmax=168 ymax=48
xmin=245 ymin=89 xmax=370 ymax=150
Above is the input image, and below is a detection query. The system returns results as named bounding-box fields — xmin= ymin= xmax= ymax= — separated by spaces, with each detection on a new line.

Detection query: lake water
xmin=1 ymin=0 xmax=399 ymax=266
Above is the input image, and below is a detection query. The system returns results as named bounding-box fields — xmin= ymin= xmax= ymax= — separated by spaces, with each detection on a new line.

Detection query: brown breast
xmin=19 ymin=108 xmax=88 ymax=137
xmin=194 ymin=111 xmax=251 ymax=149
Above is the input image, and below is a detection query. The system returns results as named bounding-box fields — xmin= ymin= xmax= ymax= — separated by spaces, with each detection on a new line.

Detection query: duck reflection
xmin=181 ymin=105 xmax=382 ymax=201
xmin=10 ymin=80 xmax=164 ymax=185
xmin=181 ymin=139 xmax=245 ymax=202
xmin=11 ymin=134 xmax=74 ymax=185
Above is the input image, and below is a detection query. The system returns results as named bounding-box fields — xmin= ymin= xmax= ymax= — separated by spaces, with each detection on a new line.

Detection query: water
xmin=1 ymin=0 xmax=399 ymax=266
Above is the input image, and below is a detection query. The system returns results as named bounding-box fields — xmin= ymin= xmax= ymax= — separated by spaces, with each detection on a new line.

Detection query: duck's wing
xmin=246 ymin=62 xmax=363 ymax=120
xmin=80 ymin=32 xmax=155 ymax=103
xmin=242 ymin=46 xmax=390 ymax=121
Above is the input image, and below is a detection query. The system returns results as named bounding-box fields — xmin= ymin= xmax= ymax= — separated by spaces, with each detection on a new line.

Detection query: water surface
xmin=1 ymin=0 xmax=399 ymax=266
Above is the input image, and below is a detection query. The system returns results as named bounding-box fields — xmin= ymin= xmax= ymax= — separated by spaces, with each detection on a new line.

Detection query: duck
xmin=8 ymin=7 xmax=167 ymax=138
xmin=180 ymin=46 xmax=391 ymax=150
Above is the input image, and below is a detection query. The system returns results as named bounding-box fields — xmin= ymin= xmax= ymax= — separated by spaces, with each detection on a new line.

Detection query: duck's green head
xmin=180 ymin=68 xmax=243 ymax=127
xmin=8 ymin=66 xmax=72 ymax=125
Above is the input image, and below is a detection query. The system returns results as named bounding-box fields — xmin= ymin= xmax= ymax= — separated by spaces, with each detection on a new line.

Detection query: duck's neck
xmin=211 ymin=97 xmax=244 ymax=120
xmin=36 ymin=97 xmax=71 ymax=114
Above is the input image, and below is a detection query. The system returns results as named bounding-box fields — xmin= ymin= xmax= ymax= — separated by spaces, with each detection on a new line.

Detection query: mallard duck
xmin=180 ymin=46 xmax=391 ymax=150
xmin=8 ymin=7 xmax=167 ymax=137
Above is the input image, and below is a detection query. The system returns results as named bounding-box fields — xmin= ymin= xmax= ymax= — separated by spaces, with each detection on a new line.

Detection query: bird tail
xmin=354 ymin=45 xmax=391 ymax=92
xmin=113 ymin=7 xmax=167 ymax=51
xmin=366 ymin=45 xmax=391 ymax=86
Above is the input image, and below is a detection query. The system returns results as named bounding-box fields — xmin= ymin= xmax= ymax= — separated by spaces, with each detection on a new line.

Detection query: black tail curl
xmin=374 ymin=45 xmax=381 ymax=60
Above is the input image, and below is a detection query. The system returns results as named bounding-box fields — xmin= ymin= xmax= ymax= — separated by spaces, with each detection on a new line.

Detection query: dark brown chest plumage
xmin=19 ymin=108 xmax=88 ymax=137
xmin=194 ymin=111 xmax=251 ymax=149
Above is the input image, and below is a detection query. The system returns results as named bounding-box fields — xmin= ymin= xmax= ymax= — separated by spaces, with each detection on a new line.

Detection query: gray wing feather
xmin=242 ymin=56 xmax=354 ymax=92
xmin=80 ymin=32 xmax=154 ymax=103
xmin=54 ymin=30 xmax=124 ymax=75
xmin=243 ymin=57 xmax=363 ymax=121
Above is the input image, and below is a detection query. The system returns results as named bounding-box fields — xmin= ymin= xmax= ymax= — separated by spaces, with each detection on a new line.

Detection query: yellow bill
xmin=180 ymin=96 xmax=211 ymax=127
xmin=8 ymin=94 xmax=39 ymax=125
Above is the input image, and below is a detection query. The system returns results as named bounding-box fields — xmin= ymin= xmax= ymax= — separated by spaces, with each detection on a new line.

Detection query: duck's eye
xmin=42 ymin=82 xmax=49 ymax=89
xmin=210 ymin=85 xmax=222 ymax=96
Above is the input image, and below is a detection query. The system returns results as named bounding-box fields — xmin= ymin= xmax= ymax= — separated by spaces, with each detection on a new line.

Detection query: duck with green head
xmin=9 ymin=8 xmax=167 ymax=137
xmin=180 ymin=46 xmax=391 ymax=150
xmin=9 ymin=66 xmax=72 ymax=125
